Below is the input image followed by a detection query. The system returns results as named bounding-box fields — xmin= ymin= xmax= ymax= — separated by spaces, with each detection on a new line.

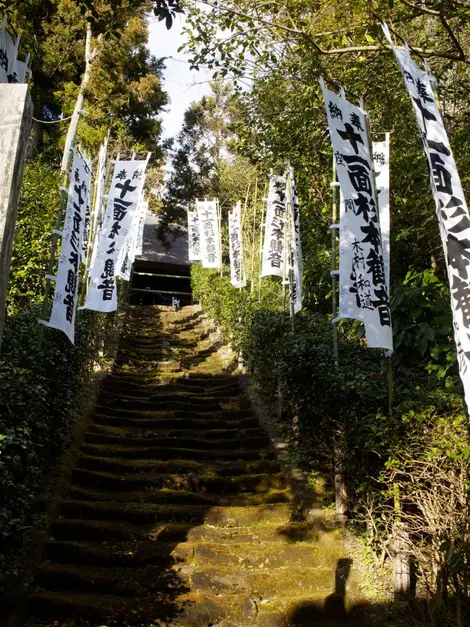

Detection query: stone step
xmin=57 ymin=500 xmax=291 ymax=526
xmin=43 ymin=539 xmax=182 ymax=567
xmin=36 ymin=563 xmax=177 ymax=597
xmin=92 ymin=410 xmax=257 ymax=428
xmin=97 ymin=395 xmax=224 ymax=412
xmin=84 ymin=431 xmax=270 ymax=451
xmin=49 ymin=519 xmax=326 ymax=545
xmin=28 ymin=590 xmax=177 ymax=623
xmin=66 ymin=485 xmax=291 ymax=507
xmin=79 ymin=443 xmax=274 ymax=462
xmin=77 ymin=454 xmax=281 ymax=476
xmin=71 ymin=468 xmax=287 ymax=493
xmin=87 ymin=422 xmax=266 ymax=441
xmin=101 ymin=381 xmax=241 ymax=398
xmin=42 ymin=537 xmax=334 ymax=575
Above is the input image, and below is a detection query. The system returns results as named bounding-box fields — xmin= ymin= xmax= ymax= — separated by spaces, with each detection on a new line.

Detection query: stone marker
xmin=0 ymin=83 xmax=33 ymax=349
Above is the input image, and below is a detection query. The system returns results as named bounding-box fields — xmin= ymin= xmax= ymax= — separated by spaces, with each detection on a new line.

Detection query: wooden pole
xmin=331 ymin=156 xmax=339 ymax=365
xmin=217 ymin=197 xmax=223 ymax=277
xmin=37 ymin=148 xmax=74 ymax=348
xmin=286 ymin=166 xmax=295 ymax=333
xmin=258 ymin=195 xmax=266 ymax=303
xmin=250 ymin=177 xmax=258 ymax=294
xmin=361 ymin=98 xmax=394 ymax=410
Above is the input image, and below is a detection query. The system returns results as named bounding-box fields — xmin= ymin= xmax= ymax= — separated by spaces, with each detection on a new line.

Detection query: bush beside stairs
xmin=26 ymin=305 xmax=374 ymax=627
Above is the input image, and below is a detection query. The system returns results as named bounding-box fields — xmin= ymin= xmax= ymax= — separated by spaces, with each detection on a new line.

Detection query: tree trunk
xmin=60 ymin=22 xmax=97 ymax=172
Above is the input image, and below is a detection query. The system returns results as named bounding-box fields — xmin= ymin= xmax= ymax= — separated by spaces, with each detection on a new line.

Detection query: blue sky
xmin=147 ymin=13 xmax=212 ymax=141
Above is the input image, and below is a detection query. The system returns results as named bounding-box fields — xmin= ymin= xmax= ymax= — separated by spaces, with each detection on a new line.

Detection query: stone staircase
xmin=26 ymin=305 xmax=371 ymax=627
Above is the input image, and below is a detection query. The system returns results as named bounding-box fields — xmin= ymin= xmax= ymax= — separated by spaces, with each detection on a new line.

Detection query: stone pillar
xmin=0 ymin=84 xmax=33 ymax=349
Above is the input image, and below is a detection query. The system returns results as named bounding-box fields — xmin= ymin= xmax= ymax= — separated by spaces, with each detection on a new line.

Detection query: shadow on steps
xmin=21 ymin=306 xmax=411 ymax=627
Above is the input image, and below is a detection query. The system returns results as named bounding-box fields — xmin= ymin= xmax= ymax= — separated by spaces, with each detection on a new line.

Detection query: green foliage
xmin=7 ymin=161 xmax=60 ymax=315
xmin=0 ymin=300 xmax=127 ymax=590
xmin=192 ymin=265 xmax=469 ymax=622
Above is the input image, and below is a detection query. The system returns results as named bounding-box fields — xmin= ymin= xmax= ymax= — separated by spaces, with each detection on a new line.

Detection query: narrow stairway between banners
xmin=28 ymin=305 xmax=371 ymax=627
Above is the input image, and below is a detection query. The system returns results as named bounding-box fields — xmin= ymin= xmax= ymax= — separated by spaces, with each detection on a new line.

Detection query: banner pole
xmin=286 ymin=167 xmax=295 ymax=333
xmin=37 ymin=147 xmax=74 ymax=348
xmin=331 ymin=155 xmax=339 ymax=366
xmin=258 ymin=195 xmax=266 ymax=303
xmin=362 ymin=98 xmax=394 ymax=410
xmin=217 ymin=197 xmax=222 ymax=277
xmin=250 ymin=177 xmax=258 ymax=294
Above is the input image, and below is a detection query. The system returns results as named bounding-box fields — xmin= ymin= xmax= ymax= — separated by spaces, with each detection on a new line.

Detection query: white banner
xmin=88 ymin=139 xmax=109 ymax=273
xmin=0 ymin=28 xmax=17 ymax=83
xmin=135 ymin=200 xmax=148 ymax=258
xmin=261 ymin=175 xmax=287 ymax=279
xmin=10 ymin=59 xmax=30 ymax=83
xmin=383 ymin=23 xmax=470 ymax=406
xmin=84 ymin=158 xmax=148 ymax=311
xmin=322 ymin=82 xmax=393 ymax=351
xmin=228 ymin=202 xmax=246 ymax=288
xmin=42 ymin=149 xmax=91 ymax=343
xmin=373 ymin=135 xmax=391 ymax=293
xmin=287 ymin=167 xmax=303 ymax=313
xmin=188 ymin=209 xmax=202 ymax=261
xmin=197 ymin=200 xmax=221 ymax=269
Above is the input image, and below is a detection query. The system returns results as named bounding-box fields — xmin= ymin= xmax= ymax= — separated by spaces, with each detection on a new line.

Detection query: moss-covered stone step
xmin=87 ymin=421 xmax=266 ymax=441
xmin=71 ymin=468 xmax=287 ymax=494
xmin=28 ymin=590 xmax=179 ymax=622
xmin=79 ymin=442 xmax=274 ymax=463
xmin=50 ymin=519 xmax=329 ymax=545
xmin=92 ymin=410 xmax=258 ymax=428
xmin=36 ymin=563 xmax=186 ymax=597
xmin=76 ymin=453 xmax=281 ymax=476
xmin=102 ymin=380 xmax=241 ymax=398
xmin=43 ymin=538 xmax=190 ymax=567
xmin=84 ymin=431 xmax=270 ymax=451
xmin=50 ymin=518 xmax=156 ymax=542
xmin=66 ymin=485 xmax=291 ymax=507
xmin=190 ymin=542 xmax=343 ymax=573
xmin=97 ymin=394 xmax=223 ymax=412
xmin=101 ymin=389 xmax=228 ymax=405
xmin=58 ymin=499 xmax=291 ymax=526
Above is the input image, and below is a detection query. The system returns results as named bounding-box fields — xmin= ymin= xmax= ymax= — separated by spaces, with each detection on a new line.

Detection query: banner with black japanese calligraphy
xmin=321 ymin=82 xmax=393 ymax=351
xmin=116 ymin=197 xmax=148 ymax=281
xmin=0 ymin=27 xmax=17 ymax=83
xmin=84 ymin=158 xmax=148 ymax=311
xmin=228 ymin=202 xmax=247 ymax=288
xmin=41 ymin=149 xmax=91 ymax=343
xmin=261 ymin=175 xmax=287 ymax=279
xmin=134 ymin=200 xmax=148 ymax=258
xmin=188 ymin=210 xmax=202 ymax=261
xmin=197 ymin=200 xmax=221 ymax=269
xmin=373 ymin=135 xmax=391 ymax=293
xmin=287 ymin=167 xmax=303 ymax=313
xmin=383 ymin=23 xmax=470 ymax=407
xmin=88 ymin=139 xmax=109 ymax=273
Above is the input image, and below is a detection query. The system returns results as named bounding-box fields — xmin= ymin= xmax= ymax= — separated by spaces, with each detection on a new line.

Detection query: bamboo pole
xmin=331 ymin=156 xmax=339 ymax=365
xmin=361 ymin=98 xmax=394 ymax=411
xmin=286 ymin=166 xmax=295 ymax=332
xmin=250 ymin=177 xmax=258 ymax=294
xmin=37 ymin=147 xmax=74 ymax=347
xmin=258 ymin=194 xmax=267 ymax=303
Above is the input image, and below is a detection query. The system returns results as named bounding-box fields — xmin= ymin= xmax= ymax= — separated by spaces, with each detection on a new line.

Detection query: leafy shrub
xmin=192 ymin=264 xmax=469 ymax=623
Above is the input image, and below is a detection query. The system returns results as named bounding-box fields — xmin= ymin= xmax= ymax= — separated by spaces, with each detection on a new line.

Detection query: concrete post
xmin=0 ymin=84 xmax=34 ymax=349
